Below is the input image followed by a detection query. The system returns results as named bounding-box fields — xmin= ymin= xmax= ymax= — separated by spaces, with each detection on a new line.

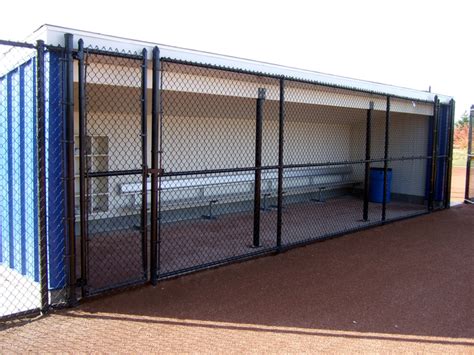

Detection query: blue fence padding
xmin=0 ymin=59 xmax=39 ymax=281
xmin=0 ymin=76 xmax=8 ymax=264
xmin=7 ymin=73 xmax=14 ymax=270
xmin=46 ymin=52 xmax=66 ymax=290
xmin=425 ymin=104 xmax=451 ymax=202
xmin=425 ymin=115 xmax=433 ymax=199
xmin=0 ymin=53 xmax=68 ymax=289
xmin=13 ymin=67 xmax=24 ymax=276
xmin=435 ymin=105 xmax=449 ymax=201
xmin=24 ymin=63 xmax=39 ymax=281
xmin=32 ymin=60 xmax=39 ymax=282
xmin=12 ymin=72 xmax=22 ymax=274
xmin=20 ymin=66 xmax=26 ymax=275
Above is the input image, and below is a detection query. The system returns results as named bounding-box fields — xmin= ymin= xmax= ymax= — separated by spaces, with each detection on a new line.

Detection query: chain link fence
xmin=0 ymin=41 xmax=68 ymax=321
xmin=0 ymin=36 xmax=455 ymax=322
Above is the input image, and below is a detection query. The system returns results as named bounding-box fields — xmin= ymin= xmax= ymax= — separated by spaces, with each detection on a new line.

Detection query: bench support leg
xmin=261 ymin=193 xmax=271 ymax=211
xmin=202 ymin=200 xmax=218 ymax=220
xmin=270 ymin=191 xmax=285 ymax=209
xmin=310 ymin=188 xmax=326 ymax=203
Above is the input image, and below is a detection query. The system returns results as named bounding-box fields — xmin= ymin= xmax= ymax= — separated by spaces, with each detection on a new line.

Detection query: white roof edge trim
xmin=33 ymin=24 xmax=453 ymax=104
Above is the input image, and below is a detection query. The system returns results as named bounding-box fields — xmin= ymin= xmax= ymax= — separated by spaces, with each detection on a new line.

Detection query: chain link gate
xmin=77 ymin=44 xmax=149 ymax=295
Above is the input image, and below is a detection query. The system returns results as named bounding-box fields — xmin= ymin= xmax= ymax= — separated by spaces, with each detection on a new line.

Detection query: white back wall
xmin=75 ymin=78 xmax=431 ymax=216
xmin=350 ymin=112 xmax=430 ymax=197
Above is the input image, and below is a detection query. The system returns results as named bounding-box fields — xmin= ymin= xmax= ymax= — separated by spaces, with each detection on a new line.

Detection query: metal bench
xmin=120 ymin=165 xmax=362 ymax=220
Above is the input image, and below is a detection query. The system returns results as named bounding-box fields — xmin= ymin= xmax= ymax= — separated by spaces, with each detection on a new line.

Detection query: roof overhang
xmin=28 ymin=24 xmax=453 ymax=105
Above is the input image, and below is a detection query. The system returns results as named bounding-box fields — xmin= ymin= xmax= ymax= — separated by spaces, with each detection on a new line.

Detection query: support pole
xmin=140 ymin=49 xmax=148 ymax=279
xmin=382 ymin=96 xmax=390 ymax=221
xmin=36 ymin=40 xmax=49 ymax=313
xmin=64 ymin=33 xmax=76 ymax=306
xmin=77 ymin=39 xmax=88 ymax=297
xmin=363 ymin=101 xmax=374 ymax=221
xmin=444 ymin=99 xmax=455 ymax=208
xmin=276 ymin=79 xmax=285 ymax=250
xmin=429 ymin=96 xmax=439 ymax=211
xmin=465 ymin=105 xmax=474 ymax=202
xmin=150 ymin=47 xmax=160 ymax=285
xmin=253 ymin=88 xmax=266 ymax=248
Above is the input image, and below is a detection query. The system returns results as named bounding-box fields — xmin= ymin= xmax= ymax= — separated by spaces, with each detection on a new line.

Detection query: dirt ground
xmin=1 ymin=205 xmax=473 ymax=353
xmin=84 ymin=195 xmax=425 ymax=292
xmin=451 ymin=167 xmax=467 ymax=204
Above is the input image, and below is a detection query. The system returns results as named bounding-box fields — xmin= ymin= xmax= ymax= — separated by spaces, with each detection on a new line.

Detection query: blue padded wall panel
xmin=0 ymin=59 xmax=39 ymax=281
xmin=46 ymin=52 xmax=66 ymax=290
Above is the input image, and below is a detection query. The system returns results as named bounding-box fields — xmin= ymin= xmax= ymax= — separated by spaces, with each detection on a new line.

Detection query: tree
xmin=456 ymin=111 xmax=469 ymax=129
xmin=453 ymin=111 xmax=470 ymax=149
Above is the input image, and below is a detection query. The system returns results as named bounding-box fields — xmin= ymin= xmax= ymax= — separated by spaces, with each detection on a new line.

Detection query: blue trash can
xmin=369 ymin=168 xmax=392 ymax=203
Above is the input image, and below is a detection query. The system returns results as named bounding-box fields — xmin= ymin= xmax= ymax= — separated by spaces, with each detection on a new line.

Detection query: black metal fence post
xmin=150 ymin=46 xmax=160 ymax=285
xmin=444 ymin=99 xmax=455 ymax=208
xmin=363 ymin=101 xmax=374 ymax=221
xmin=253 ymin=88 xmax=266 ymax=248
xmin=466 ymin=105 xmax=474 ymax=202
xmin=77 ymin=39 xmax=88 ymax=298
xmin=157 ymin=63 xmax=164 ymax=282
xmin=429 ymin=96 xmax=439 ymax=211
xmin=382 ymin=96 xmax=390 ymax=222
xmin=64 ymin=33 xmax=77 ymax=305
xmin=276 ymin=79 xmax=285 ymax=249
xmin=141 ymin=48 xmax=148 ymax=279
xmin=36 ymin=40 xmax=49 ymax=313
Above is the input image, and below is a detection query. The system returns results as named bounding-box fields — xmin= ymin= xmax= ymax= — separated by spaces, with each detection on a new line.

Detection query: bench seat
xmin=119 ymin=166 xmax=362 ymax=216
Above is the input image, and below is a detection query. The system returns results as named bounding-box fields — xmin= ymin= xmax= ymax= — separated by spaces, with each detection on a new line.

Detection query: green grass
xmin=452 ymin=148 xmax=468 ymax=168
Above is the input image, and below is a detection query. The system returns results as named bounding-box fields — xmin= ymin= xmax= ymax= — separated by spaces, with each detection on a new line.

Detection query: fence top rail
xmin=82 ymin=46 xmax=143 ymax=60
xmin=0 ymin=39 xmax=66 ymax=55
xmin=0 ymin=39 xmax=36 ymax=49
xmin=160 ymin=57 xmax=437 ymax=105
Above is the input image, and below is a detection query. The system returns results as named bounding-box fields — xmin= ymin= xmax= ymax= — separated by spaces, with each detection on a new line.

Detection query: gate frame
xmin=76 ymin=40 xmax=150 ymax=296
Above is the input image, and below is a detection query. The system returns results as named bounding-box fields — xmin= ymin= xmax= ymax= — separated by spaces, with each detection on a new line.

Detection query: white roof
xmin=30 ymin=24 xmax=452 ymax=104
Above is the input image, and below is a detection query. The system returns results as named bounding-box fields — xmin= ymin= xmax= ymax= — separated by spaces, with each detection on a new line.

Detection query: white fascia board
xmin=35 ymin=24 xmax=453 ymax=105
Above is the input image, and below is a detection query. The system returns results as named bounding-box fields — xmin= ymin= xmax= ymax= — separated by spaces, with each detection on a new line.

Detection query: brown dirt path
xmin=451 ymin=167 xmax=467 ymax=204
xmin=1 ymin=205 xmax=474 ymax=353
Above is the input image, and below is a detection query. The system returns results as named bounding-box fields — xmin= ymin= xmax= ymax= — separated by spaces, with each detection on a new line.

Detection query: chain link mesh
xmin=44 ymin=48 xmax=68 ymax=308
xmin=0 ymin=43 xmax=40 ymax=318
xmin=0 ymin=39 xmax=454 ymax=322
xmin=159 ymin=62 xmax=280 ymax=276
xmin=80 ymin=50 xmax=146 ymax=294
xmin=0 ymin=43 xmax=68 ymax=320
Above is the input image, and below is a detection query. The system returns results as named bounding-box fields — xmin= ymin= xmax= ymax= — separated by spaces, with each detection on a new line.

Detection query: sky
xmin=1 ymin=0 xmax=472 ymax=119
